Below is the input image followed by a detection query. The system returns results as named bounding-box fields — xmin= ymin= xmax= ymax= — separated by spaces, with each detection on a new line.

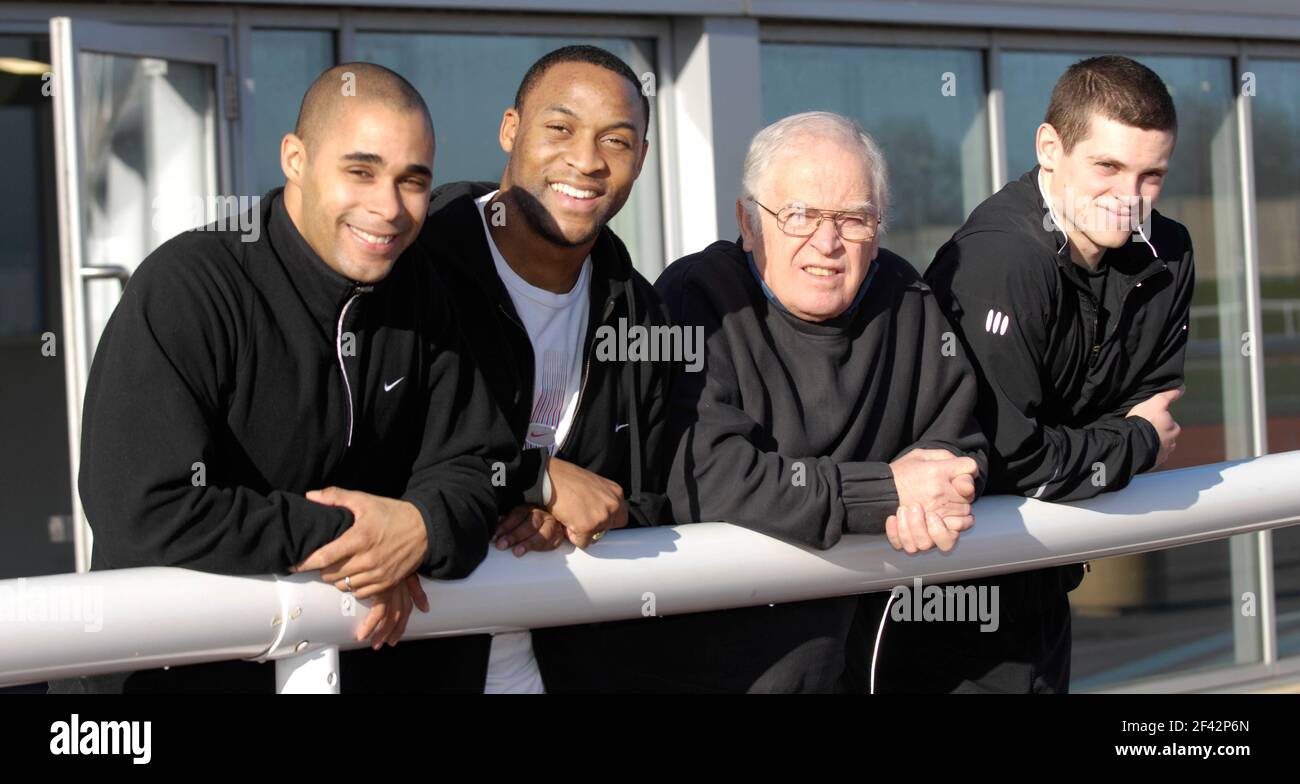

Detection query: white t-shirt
xmin=476 ymin=190 xmax=591 ymax=695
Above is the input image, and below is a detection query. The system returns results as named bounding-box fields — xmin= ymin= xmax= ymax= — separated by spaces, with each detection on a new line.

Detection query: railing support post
xmin=275 ymin=645 xmax=340 ymax=694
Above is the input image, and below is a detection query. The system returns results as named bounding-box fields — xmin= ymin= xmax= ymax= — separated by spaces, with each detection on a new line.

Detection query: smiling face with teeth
xmin=496 ymin=61 xmax=649 ymax=254
xmin=281 ymin=101 xmax=435 ymax=284
xmin=739 ymin=138 xmax=880 ymax=323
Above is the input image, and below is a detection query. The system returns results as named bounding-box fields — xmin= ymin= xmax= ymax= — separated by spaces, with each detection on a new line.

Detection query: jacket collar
xmin=266 ymin=188 xmax=378 ymax=331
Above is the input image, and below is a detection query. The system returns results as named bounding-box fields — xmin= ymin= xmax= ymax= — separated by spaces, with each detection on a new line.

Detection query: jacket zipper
xmin=1074 ymin=263 xmax=1168 ymax=368
xmin=336 ymin=287 xmax=369 ymax=448
xmin=1099 ymin=264 xmax=1168 ymax=363
xmin=1089 ymin=296 xmax=1102 ymax=367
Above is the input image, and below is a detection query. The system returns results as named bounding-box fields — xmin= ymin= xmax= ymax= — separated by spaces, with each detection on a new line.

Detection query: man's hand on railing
xmin=290 ymin=487 xmax=430 ymax=599
xmin=885 ymin=502 xmax=961 ymax=554
xmin=543 ymin=458 xmax=629 ymax=549
xmin=887 ymin=449 xmax=978 ymax=553
xmin=355 ymin=574 xmax=430 ymax=650
xmin=495 ymin=505 xmax=567 ymax=556
xmin=1127 ymin=386 xmax=1183 ymax=468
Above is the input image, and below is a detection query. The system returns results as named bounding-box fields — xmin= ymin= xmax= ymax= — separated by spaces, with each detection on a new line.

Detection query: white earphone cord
xmin=869 ymin=592 xmax=897 ymax=695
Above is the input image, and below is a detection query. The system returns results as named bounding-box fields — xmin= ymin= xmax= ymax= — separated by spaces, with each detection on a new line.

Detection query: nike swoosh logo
xmin=383 ymin=377 xmax=405 ymax=392
xmin=529 ymin=431 xmax=547 ymax=439
xmin=615 ymin=423 xmax=630 ymax=432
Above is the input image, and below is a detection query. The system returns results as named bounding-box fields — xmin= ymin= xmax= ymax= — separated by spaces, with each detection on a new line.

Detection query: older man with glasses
xmin=591 ymin=111 xmax=989 ymax=693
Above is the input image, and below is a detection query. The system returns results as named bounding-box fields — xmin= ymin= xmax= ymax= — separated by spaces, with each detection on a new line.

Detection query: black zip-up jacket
xmin=51 ymin=190 xmax=517 ymax=693
xmin=924 ymin=167 xmax=1194 ymax=605
xmin=410 ymin=181 xmax=674 ymax=691
xmin=925 ymin=167 xmax=1194 ymax=502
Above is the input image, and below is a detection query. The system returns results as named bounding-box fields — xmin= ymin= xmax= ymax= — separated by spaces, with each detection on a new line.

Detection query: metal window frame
xmin=0 ymin=2 xmax=237 ymax=25
xmin=1243 ymin=41 xmax=1300 ymax=58
xmin=760 ymin=21 xmax=991 ymax=49
xmin=1233 ymin=47 xmax=1275 ymax=663
xmin=661 ymin=16 xmax=763 ymax=257
xmin=986 ymin=32 xmax=1008 ymax=190
xmin=343 ymin=8 xmax=665 ymax=37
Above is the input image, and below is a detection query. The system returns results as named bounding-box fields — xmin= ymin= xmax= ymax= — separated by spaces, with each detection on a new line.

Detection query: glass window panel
xmin=251 ymin=29 xmax=335 ymax=195
xmin=78 ymin=53 xmax=219 ymax=358
xmin=1002 ymin=51 xmax=1258 ymax=688
xmin=353 ymin=32 xmax=664 ymax=277
xmin=1250 ymin=57 xmax=1300 ymax=657
xmin=760 ymin=42 xmax=990 ymax=270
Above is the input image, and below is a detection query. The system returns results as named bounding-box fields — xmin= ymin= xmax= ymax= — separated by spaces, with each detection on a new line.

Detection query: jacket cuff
xmin=519 ymin=448 xmax=551 ymax=507
xmin=1127 ymin=415 xmax=1162 ymax=474
xmin=400 ymin=494 xmax=440 ymax=575
xmin=838 ymin=461 xmax=899 ymax=534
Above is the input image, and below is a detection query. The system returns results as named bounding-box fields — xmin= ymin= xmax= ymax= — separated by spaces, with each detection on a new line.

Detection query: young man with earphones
xmin=884 ymin=55 xmax=1195 ymax=693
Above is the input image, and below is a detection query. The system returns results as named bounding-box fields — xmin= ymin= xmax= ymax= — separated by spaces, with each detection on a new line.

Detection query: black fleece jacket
xmin=54 ymin=190 xmax=516 ymax=693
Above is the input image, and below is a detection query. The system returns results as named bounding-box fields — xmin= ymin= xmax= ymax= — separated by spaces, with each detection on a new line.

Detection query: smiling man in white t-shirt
xmin=414 ymin=45 xmax=675 ymax=693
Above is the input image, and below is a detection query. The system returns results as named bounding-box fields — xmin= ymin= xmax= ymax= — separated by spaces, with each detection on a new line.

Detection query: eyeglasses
xmin=749 ymin=198 xmax=880 ymax=243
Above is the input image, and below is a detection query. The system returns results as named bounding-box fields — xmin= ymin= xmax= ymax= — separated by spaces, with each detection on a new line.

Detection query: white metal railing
xmin=3 ymin=451 xmax=1300 ymax=692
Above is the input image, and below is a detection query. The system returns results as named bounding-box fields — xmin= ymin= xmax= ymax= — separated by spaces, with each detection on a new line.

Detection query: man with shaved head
xmin=281 ymin=62 xmax=435 ymax=283
xmin=51 ymin=63 xmax=516 ymax=693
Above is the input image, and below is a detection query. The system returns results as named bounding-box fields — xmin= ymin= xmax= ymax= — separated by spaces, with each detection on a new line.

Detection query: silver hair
xmin=738 ymin=111 xmax=889 ymax=236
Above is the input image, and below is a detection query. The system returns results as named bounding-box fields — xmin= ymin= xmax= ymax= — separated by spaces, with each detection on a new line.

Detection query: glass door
xmin=49 ymin=17 xmax=231 ymax=572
